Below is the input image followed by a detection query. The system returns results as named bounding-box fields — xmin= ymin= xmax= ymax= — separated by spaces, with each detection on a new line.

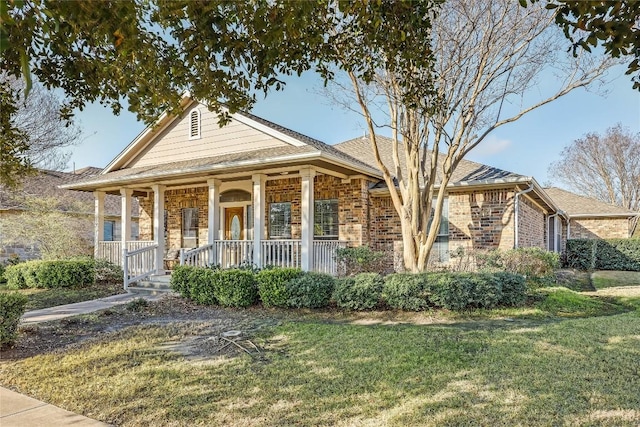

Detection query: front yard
xmin=0 ymin=281 xmax=125 ymax=311
xmin=1 ymin=284 xmax=639 ymax=426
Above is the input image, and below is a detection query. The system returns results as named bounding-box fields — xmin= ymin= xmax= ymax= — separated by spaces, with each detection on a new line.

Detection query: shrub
xmin=286 ymin=272 xmax=335 ymax=308
xmin=4 ymin=264 xmax=27 ymax=289
xmin=213 ymin=269 xmax=258 ymax=308
xmin=565 ymin=239 xmax=640 ymax=271
xmin=126 ymin=298 xmax=149 ymax=312
xmin=495 ymin=272 xmax=527 ymax=306
xmin=189 ymin=268 xmax=218 ymax=305
xmin=335 ymin=246 xmax=386 ymax=276
xmin=94 ymin=259 xmax=123 ymax=283
xmin=34 ymin=259 xmax=95 ymax=288
xmin=480 ymin=247 xmax=559 ymax=278
xmin=0 ymin=263 xmax=5 ymax=284
xmin=334 ymin=272 xmax=384 ymax=310
xmin=256 ymin=268 xmax=302 ymax=308
xmin=0 ymin=293 xmax=28 ymax=348
xmin=469 ymin=274 xmax=502 ymax=309
xmin=428 ymin=273 xmax=475 ymax=310
xmin=170 ymin=265 xmax=193 ymax=298
xmin=383 ymin=274 xmax=429 ymax=311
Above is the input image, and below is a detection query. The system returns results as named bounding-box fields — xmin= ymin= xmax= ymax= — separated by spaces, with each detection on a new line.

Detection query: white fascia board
xmin=570 ymin=213 xmax=639 ymax=219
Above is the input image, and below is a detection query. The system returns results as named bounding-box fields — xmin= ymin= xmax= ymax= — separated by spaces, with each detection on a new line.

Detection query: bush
xmin=335 ymin=246 xmax=386 ymax=276
xmin=383 ymin=274 xmax=429 ymax=311
xmin=213 ymin=269 xmax=258 ymax=308
xmin=4 ymin=264 xmax=27 ymax=289
xmin=428 ymin=273 xmax=475 ymax=310
xmin=334 ymin=272 xmax=384 ymax=310
xmin=170 ymin=265 xmax=218 ymax=305
xmin=4 ymin=259 xmax=95 ymax=289
xmin=0 ymin=263 xmax=5 ymax=284
xmin=0 ymin=292 xmax=28 ymax=348
xmin=495 ymin=272 xmax=527 ymax=306
xmin=94 ymin=259 xmax=123 ymax=283
xmin=565 ymin=239 xmax=640 ymax=271
xmin=469 ymin=274 xmax=502 ymax=309
xmin=170 ymin=265 xmax=193 ymax=298
xmin=479 ymin=247 xmax=559 ymax=278
xmin=256 ymin=268 xmax=302 ymax=308
xmin=286 ymin=272 xmax=335 ymax=308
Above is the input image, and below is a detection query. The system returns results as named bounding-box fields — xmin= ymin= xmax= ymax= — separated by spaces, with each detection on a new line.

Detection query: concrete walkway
xmin=0 ymin=386 xmax=111 ymax=426
xmin=3 ymin=293 xmax=166 ymax=425
xmin=21 ymin=292 xmax=165 ymax=324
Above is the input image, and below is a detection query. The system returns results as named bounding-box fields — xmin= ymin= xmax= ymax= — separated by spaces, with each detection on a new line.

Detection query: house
xmin=0 ymin=167 xmax=139 ymax=262
xmin=61 ymin=97 xmax=639 ymax=284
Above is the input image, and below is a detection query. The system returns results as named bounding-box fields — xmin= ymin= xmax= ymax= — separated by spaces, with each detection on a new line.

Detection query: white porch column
xmin=152 ymin=184 xmax=165 ymax=274
xmin=93 ymin=191 xmax=105 ymax=259
xmin=120 ymin=188 xmax=133 ymax=271
xmin=252 ymin=174 xmax=266 ymax=268
xmin=208 ymin=178 xmax=221 ymax=265
xmin=300 ymin=168 xmax=316 ymax=271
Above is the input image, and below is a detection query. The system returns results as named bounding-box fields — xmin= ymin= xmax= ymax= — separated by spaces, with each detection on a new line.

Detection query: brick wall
xmin=517 ymin=197 xmax=546 ymax=248
xmin=569 ymin=217 xmax=631 ymax=239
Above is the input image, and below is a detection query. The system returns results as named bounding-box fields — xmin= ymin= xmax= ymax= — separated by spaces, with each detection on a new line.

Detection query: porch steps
xmin=128 ymin=274 xmax=174 ymax=295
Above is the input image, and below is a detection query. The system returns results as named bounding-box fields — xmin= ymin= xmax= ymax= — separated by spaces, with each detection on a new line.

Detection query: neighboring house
xmin=61 ymin=97 xmax=639 ymax=279
xmin=0 ymin=167 xmax=139 ymax=262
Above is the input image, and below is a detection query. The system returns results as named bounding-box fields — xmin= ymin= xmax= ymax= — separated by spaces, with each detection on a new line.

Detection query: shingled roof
xmin=333 ymin=136 xmax=524 ymax=187
xmin=544 ymin=187 xmax=637 ymax=217
xmin=0 ymin=168 xmax=138 ymax=217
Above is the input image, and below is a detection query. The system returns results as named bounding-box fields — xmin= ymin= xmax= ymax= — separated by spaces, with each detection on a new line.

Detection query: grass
xmin=1 ymin=288 xmax=639 ymax=426
xmin=592 ymin=271 xmax=640 ymax=289
xmin=0 ymin=281 xmax=125 ymax=311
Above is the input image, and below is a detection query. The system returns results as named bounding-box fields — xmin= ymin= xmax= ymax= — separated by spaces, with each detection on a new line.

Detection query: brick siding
xmin=569 ymin=217 xmax=631 ymax=239
xmin=517 ymin=196 xmax=546 ymax=249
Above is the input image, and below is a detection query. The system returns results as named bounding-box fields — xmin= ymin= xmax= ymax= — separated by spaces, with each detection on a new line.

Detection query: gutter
xmin=514 ymin=183 xmax=534 ymax=248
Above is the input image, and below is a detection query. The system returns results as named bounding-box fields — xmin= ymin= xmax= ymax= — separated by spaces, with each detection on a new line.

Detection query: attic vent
xmin=189 ymin=108 xmax=201 ymax=140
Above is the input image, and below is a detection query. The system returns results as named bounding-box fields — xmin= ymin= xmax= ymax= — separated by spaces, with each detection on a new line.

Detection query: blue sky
xmin=66 ymin=64 xmax=639 ymax=186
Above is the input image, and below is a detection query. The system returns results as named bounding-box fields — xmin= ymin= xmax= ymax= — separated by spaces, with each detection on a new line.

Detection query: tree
xmin=526 ymin=0 xmax=640 ymax=90
xmin=335 ymin=0 xmax=615 ymax=271
xmin=0 ymin=196 xmax=93 ymax=260
xmin=549 ymin=124 xmax=640 ymax=211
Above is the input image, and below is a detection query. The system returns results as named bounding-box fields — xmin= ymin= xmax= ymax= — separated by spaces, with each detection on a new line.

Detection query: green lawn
xmin=592 ymin=271 xmax=640 ymax=289
xmin=0 ymin=282 xmax=125 ymax=311
xmin=1 ymin=288 xmax=639 ymax=426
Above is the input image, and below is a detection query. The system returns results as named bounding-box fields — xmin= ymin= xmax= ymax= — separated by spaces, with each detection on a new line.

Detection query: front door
xmin=225 ymin=207 xmax=244 ymax=240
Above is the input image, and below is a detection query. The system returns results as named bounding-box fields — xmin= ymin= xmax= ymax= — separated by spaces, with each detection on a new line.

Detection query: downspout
xmin=514 ymin=183 xmax=534 ymax=249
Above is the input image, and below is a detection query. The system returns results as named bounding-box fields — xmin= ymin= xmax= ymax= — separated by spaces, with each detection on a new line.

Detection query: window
xmin=430 ymin=199 xmax=449 ymax=263
xmin=314 ymin=199 xmax=339 ymax=240
xmin=269 ymin=202 xmax=291 ymax=239
xmin=188 ymin=108 xmax=201 ymax=140
xmin=104 ymin=221 xmax=115 ymax=241
xmin=182 ymin=208 xmax=199 ymax=247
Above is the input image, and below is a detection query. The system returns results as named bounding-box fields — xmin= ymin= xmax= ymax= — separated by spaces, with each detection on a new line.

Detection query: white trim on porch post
xmin=120 ymin=188 xmax=133 ymax=287
xmin=301 ymin=168 xmax=316 ymax=271
xmin=252 ymin=174 xmax=266 ymax=268
xmin=94 ymin=191 xmax=105 ymax=259
xmin=208 ymin=178 xmax=221 ymax=265
xmin=152 ymin=184 xmax=165 ymax=274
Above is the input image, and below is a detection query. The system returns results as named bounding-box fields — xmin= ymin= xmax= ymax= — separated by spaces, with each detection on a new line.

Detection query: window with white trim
xmin=269 ymin=202 xmax=291 ymax=239
xmin=182 ymin=208 xmax=199 ymax=247
xmin=430 ymin=198 xmax=449 ymax=263
xmin=188 ymin=108 xmax=201 ymax=140
xmin=314 ymin=199 xmax=339 ymax=240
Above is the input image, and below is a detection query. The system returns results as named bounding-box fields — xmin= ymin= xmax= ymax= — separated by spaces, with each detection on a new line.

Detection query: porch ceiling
xmin=60 ymin=145 xmax=382 ymax=194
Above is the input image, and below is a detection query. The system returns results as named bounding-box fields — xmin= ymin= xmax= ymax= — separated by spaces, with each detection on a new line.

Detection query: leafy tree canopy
xmin=525 ymin=0 xmax=640 ymax=90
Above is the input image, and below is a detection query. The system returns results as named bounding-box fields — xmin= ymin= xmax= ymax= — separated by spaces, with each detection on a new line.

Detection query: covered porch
xmin=93 ymin=167 xmax=363 ymax=287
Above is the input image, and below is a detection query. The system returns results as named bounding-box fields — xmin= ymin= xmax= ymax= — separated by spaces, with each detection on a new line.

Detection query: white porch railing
xmin=178 ymin=239 xmax=347 ymax=275
xmin=96 ymin=241 xmax=155 ymax=266
xmin=313 ymin=240 xmax=348 ymax=275
xmin=262 ymin=240 xmax=301 ymax=268
xmin=123 ymin=244 xmax=158 ymax=289
xmin=180 ymin=243 xmax=214 ymax=267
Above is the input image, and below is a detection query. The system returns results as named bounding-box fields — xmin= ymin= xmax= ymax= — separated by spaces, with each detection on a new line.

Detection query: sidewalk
xmin=0 ymin=386 xmax=111 ymax=426
xmin=21 ymin=292 xmax=165 ymax=324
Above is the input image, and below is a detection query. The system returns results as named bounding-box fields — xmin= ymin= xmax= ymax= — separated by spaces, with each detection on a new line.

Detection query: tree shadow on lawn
xmin=2 ymin=307 xmax=638 ymax=426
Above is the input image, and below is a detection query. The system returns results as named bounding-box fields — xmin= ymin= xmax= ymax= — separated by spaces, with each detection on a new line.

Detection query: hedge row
xmin=565 ymin=239 xmax=640 ymax=271
xmin=4 ymin=259 xmax=96 ymax=289
xmin=171 ymin=266 xmax=527 ymax=311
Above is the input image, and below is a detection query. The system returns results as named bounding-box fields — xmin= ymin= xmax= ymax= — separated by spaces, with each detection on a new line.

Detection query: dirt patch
xmin=1 ymin=296 xmax=282 ymax=361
